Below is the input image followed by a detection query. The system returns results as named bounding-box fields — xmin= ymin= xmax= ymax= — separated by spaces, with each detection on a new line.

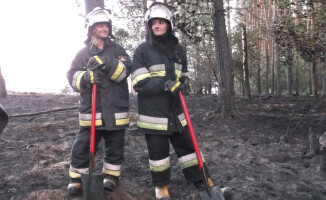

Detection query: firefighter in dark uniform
xmin=66 ymin=7 xmax=131 ymax=195
xmin=131 ymin=3 xmax=229 ymax=200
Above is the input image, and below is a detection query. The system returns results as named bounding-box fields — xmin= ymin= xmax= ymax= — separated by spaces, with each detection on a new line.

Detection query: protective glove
xmin=83 ymin=70 xmax=104 ymax=85
xmin=86 ymin=55 xmax=106 ymax=71
xmin=164 ymin=80 xmax=182 ymax=94
xmin=179 ymin=76 xmax=191 ymax=95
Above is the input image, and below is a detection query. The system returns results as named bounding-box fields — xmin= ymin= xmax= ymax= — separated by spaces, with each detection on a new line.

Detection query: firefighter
xmin=66 ymin=7 xmax=131 ymax=195
xmin=131 ymin=2 xmax=229 ymax=200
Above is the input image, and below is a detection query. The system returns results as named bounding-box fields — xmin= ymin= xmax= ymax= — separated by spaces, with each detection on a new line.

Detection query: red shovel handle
xmin=179 ymin=91 xmax=204 ymax=168
xmin=179 ymin=91 xmax=212 ymax=197
xmin=90 ymin=84 xmax=97 ymax=169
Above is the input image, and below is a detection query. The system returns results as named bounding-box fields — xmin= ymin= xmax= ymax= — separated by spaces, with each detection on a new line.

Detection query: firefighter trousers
xmin=145 ymin=131 xmax=208 ymax=187
xmin=69 ymin=127 xmax=125 ymax=178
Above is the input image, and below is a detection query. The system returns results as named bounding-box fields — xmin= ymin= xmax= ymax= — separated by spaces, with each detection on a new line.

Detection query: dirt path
xmin=0 ymin=93 xmax=325 ymax=200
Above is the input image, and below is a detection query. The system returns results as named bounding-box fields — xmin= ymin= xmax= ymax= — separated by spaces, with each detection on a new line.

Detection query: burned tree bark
xmin=241 ymin=0 xmax=251 ymax=99
xmin=211 ymin=0 xmax=235 ymax=114
xmin=85 ymin=0 xmax=104 ymax=14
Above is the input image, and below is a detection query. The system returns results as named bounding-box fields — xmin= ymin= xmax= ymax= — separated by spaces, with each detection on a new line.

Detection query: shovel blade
xmin=0 ymin=104 xmax=8 ymax=134
xmin=198 ymin=185 xmax=226 ymax=200
xmin=82 ymin=173 xmax=106 ymax=200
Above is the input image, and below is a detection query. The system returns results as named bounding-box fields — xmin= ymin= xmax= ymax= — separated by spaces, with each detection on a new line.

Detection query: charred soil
xmin=0 ymin=92 xmax=326 ymax=200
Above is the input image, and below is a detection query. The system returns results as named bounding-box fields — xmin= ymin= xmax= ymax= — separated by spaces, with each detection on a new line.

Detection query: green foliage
xmin=111 ymin=0 xmax=146 ymax=56
xmin=171 ymin=1 xmax=218 ymax=93
xmin=271 ymin=0 xmax=326 ymax=62
xmin=173 ymin=1 xmax=213 ymax=44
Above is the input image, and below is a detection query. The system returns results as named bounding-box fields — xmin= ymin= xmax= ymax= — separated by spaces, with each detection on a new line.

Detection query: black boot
xmin=103 ymin=175 xmax=119 ymax=191
xmin=67 ymin=178 xmax=82 ymax=195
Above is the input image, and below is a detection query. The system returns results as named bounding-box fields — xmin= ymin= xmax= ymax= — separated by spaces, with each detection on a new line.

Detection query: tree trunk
xmin=322 ymin=50 xmax=326 ymax=96
xmin=0 ymin=66 xmax=7 ymax=99
xmin=311 ymin=55 xmax=319 ymax=101
xmin=227 ymin=0 xmax=231 ymax=35
xmin=285 ymin=44 xmax=292 ymax=96
xmin=271 ymin=40 xmax=275 ymax=95
xmin=294 ymin=53 xmax=299 ymax=95
xmin=142 ymin=0 xmax=148 ymax=15
xmin=311 ymin=3 xmax=319 ymax=101
xmin=257 ymin=39 xmax=262 ymax=95
xmin=241 ymin=0 xmax=251 ymax=99
xmin=275 ymin=42 xmax=281 ymax=96
xmin=85 ymin=0 xmax=104 ymax=14
xmin=212 ymin=0 xmax=235 ymax=114
xmin=265 ymin=40 xmax=270 ymax=95
xmin=242 ymin=25 xmax=251 ymax=99
xmin=308 ymin=63 xmax=312 ymax=95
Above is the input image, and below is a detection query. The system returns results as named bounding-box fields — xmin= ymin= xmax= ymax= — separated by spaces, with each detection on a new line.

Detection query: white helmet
xmin=85 ymin=7 xmax=112 ymax=29
xmin=84 ymin=7 xmax=114 ymax=42
xmin=144 ymin=2 xmax=174 ymax=30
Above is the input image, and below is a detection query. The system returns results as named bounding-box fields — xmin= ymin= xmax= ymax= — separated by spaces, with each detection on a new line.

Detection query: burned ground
xmin=0 ymin=92 xmax=325 ymax=200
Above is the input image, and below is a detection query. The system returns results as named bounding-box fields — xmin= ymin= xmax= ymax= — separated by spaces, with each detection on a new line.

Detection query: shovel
xmin=0 ymin=104 xmax=8 ymax=134
xmin=179 ymin=91 xmax=225 ymax=200
xmin=82 ymin=84 xmax=106 ymax=200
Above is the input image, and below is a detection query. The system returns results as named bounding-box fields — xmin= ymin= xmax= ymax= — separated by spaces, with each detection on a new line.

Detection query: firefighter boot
xmin=155 ymin=186 xmax=170 ymax=200
xmin=67 ymin=178 xmax=82 ymax=195
xmin=103 ymin=175 xmax=119 ymax=191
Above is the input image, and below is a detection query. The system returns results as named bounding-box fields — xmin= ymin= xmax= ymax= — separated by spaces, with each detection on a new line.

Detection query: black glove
xmin=83 ymin=70 xmax=104 ymax=85
xmin=164 ymin=80 xmax=182 ymax=94
xmin=86 ymin=56 xmax=106 ymax=71
xmin=179 ymin=76 xmax=191 ymax=95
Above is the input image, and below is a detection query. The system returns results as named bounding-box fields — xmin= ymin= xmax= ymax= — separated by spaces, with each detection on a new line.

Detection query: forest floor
xmin=0 ymin=92 xmax=326 ymax=200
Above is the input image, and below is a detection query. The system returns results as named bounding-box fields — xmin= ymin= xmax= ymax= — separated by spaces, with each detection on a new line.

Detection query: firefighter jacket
xmin=131 ymin=41 xmax=190 ymax=135
xmin=67 ymin=39 xmax=131 ymax=130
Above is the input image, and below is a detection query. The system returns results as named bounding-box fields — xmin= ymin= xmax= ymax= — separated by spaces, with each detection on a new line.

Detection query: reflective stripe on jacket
xmin=67 ymin=39 xmax=131 ymax=130
xmin=131 ymin=41 xmax=189 ymax=135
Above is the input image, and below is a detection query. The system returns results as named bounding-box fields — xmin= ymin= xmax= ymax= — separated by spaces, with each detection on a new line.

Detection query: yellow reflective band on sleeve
xmin=132 ymin=73 xmax=151 ymax=86
xmin=116 ymin=118 xmax=130 ymax=125
xmin=149 ymin=64 xmax=166 ymax=77
xmin=171 ymin=81 xmax=181 ymax=92
xmin=151 ymin=71 xmax=166 ymax=77
xmin=175 ymin=69 xmax=182 ymax=80
xmin=111 ymin=63 xmax=124 ymax=81
xmin=137 ymin=120 xmax=168 ymax=131
xmin=103 ymin=168 xmax=121 ymax=177
xmin=90 ymin=71 xmax=94 ymax=84
xmin=69 ymin=171 xmax=82 ymax=179
xmin=175 ymin=63 xmax=182 ymax=80
xmin=79 ymin=119 xmax=102 ymax=127
xmin=175 ymin=63 xmax=182 ymax=71
xmin=94 ymin=56 xmax=103 ymax=64
xmin=75 ymin=71 xmax=86 ymax=92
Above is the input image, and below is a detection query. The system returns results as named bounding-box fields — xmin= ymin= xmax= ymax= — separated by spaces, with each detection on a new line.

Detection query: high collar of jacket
xmin=88 ymin=38 xmax=114 ymax=55
xmin=150 ymin=33 xmax=179 ymax=59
